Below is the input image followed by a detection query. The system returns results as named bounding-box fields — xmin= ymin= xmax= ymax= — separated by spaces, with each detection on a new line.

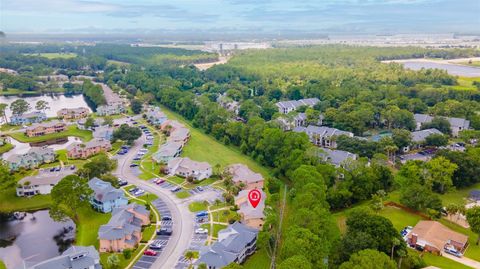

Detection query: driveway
xmin=442 ymin=251 xmax=480 ymax=269
xmin=114 ymin=133 xmax=194 ymax=269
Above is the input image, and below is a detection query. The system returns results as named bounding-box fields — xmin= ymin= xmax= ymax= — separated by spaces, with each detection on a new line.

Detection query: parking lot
xmin=131 ymin=198 xmax=174 ymax=269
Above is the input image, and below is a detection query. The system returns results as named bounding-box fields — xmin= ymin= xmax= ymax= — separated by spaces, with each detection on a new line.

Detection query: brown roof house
xmin=227 ymin=164 xmax=264 ymax=190
xmin=57 ymin=107 xmax=90 ymax=120
xmin=98 ymin=203 xmax=150 ymax=253
xmin=235 ymin=189 xmax=266 ymax=229
xmin=407 ymin=220 xmax=469 ymax=254
xmin=26 ymin=121 xmax=67 ymax=137
xmin=67 ymin=138 xmax=112 ymax=159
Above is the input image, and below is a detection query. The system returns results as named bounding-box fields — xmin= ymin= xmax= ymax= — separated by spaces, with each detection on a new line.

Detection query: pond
xmin=0 ymin=210 xmax=75 ymax=269
xmin=0 ymin=94 xmax=91 ymax=122
xmin=1 ymin=136 xmax=82 ymax=160
xmin=401 ymin=61 xmax=480 ymax=77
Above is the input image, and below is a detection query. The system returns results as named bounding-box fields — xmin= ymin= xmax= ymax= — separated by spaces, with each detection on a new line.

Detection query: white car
xmin=134 ymin=189 xmax=145 ymax=196
xmin=195 ymin=228 xmax=208 ymax=234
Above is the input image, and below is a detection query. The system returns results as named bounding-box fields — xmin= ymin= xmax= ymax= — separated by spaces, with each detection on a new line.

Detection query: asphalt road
xmin=114 ymin=133 xmax=194 ymax=269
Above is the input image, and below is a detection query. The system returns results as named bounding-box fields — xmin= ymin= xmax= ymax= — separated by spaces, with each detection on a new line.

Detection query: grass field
xmin=0 ymin=87 xmax=66 ymax=96
xmin=243 ymin=248 xmax=271 ymax=269
xmin=75 ymin=205 xmax=111 ymax=247
xmin=141 ymin=225 xmax=157 ymax=242
xmin=211 ymin=209 xmax=239 ymax=223
xmin=440 ymin=183 xmax=480 ymax=205
xmin=9 ymin=125 xmax=93 ymax=143
xmin=188 ymin=201 xmax=208 ymax=212
xmin=24 ymin=52 xmax=77 ymax=59
xmin=160 ymin=106 xmax=272 ymax=178
xmin=449 ymin=76 xmax=480 ymax=91
xmin=100 ymin=246 xmax=143 ymax=269
xmin=0 ymin=143 xmax=13 ymax=154
xmin=0 ymin=188 xmax=52 ymax=213
xmin=201 ymin=223 xmax=227 ymax=238
xmin=176 ymin=191 xmax=191 ymax=199
xmin=0 ymin=261 xmax=6 ymax=269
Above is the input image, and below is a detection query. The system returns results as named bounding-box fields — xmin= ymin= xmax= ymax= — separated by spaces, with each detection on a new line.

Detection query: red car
xmin=156 ymin=179 xmax=165 ymax=184
xmin=144 ymin=250 xmax=157 ymax=256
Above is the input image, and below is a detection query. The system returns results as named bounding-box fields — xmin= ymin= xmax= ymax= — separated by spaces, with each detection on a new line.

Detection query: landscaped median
xmin=0 ymin=143 xmax=13 ymax=154
xmin=9 ymin=125 xmax=93 ymax=143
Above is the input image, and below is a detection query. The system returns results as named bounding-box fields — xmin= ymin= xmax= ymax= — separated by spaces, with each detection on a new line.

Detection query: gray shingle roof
xmin=98 ymin=203 xmax=149 ymax=241
xmin=317 ymin=148 xmax=357 ymax=166
xmin=88 ymin=178 xmax=125 ymax=203
xmin=276 ymin=98 xmax=320 ymax=110
xmin=29 ymin=245 xmax=100 ymax=269
xmin=411 ymin=128 xmax=443 ymax=143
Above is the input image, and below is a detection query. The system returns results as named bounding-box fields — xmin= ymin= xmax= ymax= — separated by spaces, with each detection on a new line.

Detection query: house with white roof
xmin=294 ymin=125 xmax=354 ymax=148
xmin=152 ymin=141 xmax=183 ymax=163
xmin=167 ymin=157 xmax=212 ymax=181
xmin=27 ymin=245 xmax=101 ymax=269
xmin=6 ymin=146 xmax=55 ymax=171
xmin=16 ymin=169 xmax=76 ymax=196
xmin=317 ymin=148 xmax=358 ymax=167
xmin=93 ymin=126 xmax=114 ymax=140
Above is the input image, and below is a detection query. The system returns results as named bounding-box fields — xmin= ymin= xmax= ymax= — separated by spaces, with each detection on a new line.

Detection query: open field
xmin=24 ymin=52 xmax=77 ymax=59
xmin=0 ymin=188 xmax=52 ymax=213
xmin=75 ymin=205 xmax=111 ymax=247
xmin=9 ymin=125 xmax=93 ymax=143
xmin=0 ymin=261 xmax=5 ymax=269
xmin=188 ymin=201 xmax=208 ymax=212
xmin=100 ymin=246 xmax=143 ymax=269
xmin=449 ymin=76 xmax=480 ymax=91
xmin=0 ymin=143 xmax=13 ymax=154
xmin=441 ymin=183 xmax=480 ymax=205
xmin=161 ymin=106 xmax=271 ymax=178
xmin=243 ymin=248 xmax=271 ymax=269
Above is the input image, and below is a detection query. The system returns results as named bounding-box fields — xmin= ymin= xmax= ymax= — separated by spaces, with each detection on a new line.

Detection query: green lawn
xmin=244 ymin=248 xmax=271 ymax=269
xmin=24 ymin=52 xmax=77 ymax=59
xmin=9 ymin=125 xmax=92 ymax=143
xmin=0 ymin=260 xmax=6 ymax=269
xmin=379 ymin=206 xmax=424 ymax=232
xmin=100 ymin=246 xmax=143 ymax=269
xmin=211 ymin=209 xmax=239 ymax=223
xmin=188 ymin=201 xmax=208 ymax=212
xmin=161 ymin=106 xmax=271 ymax=178
xmin=183 ymin=177 xmax=219 ymax=189
xmin=201 ymin=223 xmax=227 ymax=238
xmin=441 ymin=183 xmax=480 ymax=205
xmin=0 ymin=188 xmax=52 ymax=213
xmin=75 ymin=205 xmax=111 ymax=247
xmin=141 ymin=225 xmax=157 ymax=243
xmin=0 ymin=143 xmax=13 ymax=154
xmin=176 ymin=191 xmax=191 ymax=199
xmin=169 ymin=175 xmax=186 ymax=185
xmin=0 ymin=124 xmax=21 ymax=131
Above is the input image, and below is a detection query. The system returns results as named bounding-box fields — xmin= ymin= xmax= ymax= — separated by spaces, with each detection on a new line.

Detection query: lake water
xmin=1 ymin=136 xmax=82 ymax=160
xmin=0 ymin=210 xmax=75 ymax=269
xmin=0 ymin=94 xmax=91 ymax=122
xmin=402 ymin=61 xmax=480 ymax=77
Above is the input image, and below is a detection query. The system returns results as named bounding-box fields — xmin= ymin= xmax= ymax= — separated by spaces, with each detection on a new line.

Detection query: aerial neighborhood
xmin=1 ymin=32 xmax=480 ymax=269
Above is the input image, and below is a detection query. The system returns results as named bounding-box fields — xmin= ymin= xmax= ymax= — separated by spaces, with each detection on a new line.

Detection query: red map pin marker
xmin=248 ymin=189 xmax=261 ymax=208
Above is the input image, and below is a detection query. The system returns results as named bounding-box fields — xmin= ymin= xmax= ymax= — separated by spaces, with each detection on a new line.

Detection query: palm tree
xmin=184 ymin=250 xmax=196 ymax=269
xmin=0 ymin=103 xmax=8 ymax=124
xmin=198 ymin=263 xmax=207 ymax=269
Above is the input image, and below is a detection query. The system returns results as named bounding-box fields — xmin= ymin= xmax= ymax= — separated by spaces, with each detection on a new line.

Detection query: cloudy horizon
xmin=1 ymin=0 xmax=479 ymax=35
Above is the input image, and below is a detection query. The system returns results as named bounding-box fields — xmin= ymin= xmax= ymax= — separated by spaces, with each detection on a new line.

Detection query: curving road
xmin=114 ymin=134 xmax=194 ymax=269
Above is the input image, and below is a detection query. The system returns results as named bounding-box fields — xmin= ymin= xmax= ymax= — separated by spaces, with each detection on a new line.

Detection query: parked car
xmin=133 ymin=157 xmax=141 ymax=161
xmin=156 ymin=179 xmax=166 ymax=184
xmin=49 ymin=167 xmax=56 ymax=172
xmin=444 ymin=246 xmax=463 ymax=257
xmin=157 ymin=228 xmax=173 ymax=236
xmin=130 ymin=163 xmax=139 ymax=167
xmin=129 ymin=187 xmax=139 ymax=193
xmin=144 ymin=250 xmax=157 ymax=256
xmin=118 ymin=179 xmax=128 ymax=186
xmin=196 ymin=211 xmax=208 ymax=218
xmin=161 ymin=215 xmax=172 ymax=221
xmin=70 ymin=165 xmax=76 ymax=170
xmin=195 ymin=228 xmax=208 ymax=234
xmin=134 ymin=189 xmax=145 ymax=196
xmin=149 ymin=241 xmax=163 ymax=250
xmin=195 ymin=186 xmax=204 ymax=192
xmin=55 ymin=166 xmax=61 ymax=171
xmin=171 ymin=187 xmax=181 ymax=193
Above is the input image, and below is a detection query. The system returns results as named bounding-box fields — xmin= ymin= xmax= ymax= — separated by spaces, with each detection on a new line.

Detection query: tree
xmin=339 ymin=249 xmax=397 ymax=269
xmin=112 ymin=124 xmax=142 ymax=144
xmin=400 ymin=183 xmax=442 ymax=212
xmin=106 ymin=254 xmax=120 ymax=269
xmin=426 ymin=157 xmax=458 ymax=193
xmin=466 ymin=207 xmax=480 ymax=245
xmin=131 ymin=99 xmax=143 ymax=114
xmin=10 ymin=99 xmax=30 ymax=115
xmin=370 ymin=194 xmax=384 ymax=214
xmin=424 ymin=133 xmax=448 ymax=147
xmin=392 ymin=129 xmax=412 ymax=150
xmin=78 ymin=153 xmax=117 ymax=179
xmin=184 ymin=250 xmax=196 ymax=268
xmin=422 ymin=117 xmax=451 ymax=135
xmin=278 ymin=255 xmax=312 ymax=269
xmin=0 ymin=163 xmax=15 ymax=189
xmin=84 ymin=117 xmax=95 ymax=129
xmin=197 ymin=264 xmax=207 ymax=269
xmin=35 ymin=100 xmax=49 ymax=112
xmin=122 ymin=249 xmax=132 ymax=259
xmin=103 ymin=116 xmax=114 ymax=126
xmin=0 ymin=103 xmax=8 ymax=123
xmin=49 ymin=175 xmax=93 ymax=222
xmin=223 ymin=263 xmax=243 ymax=269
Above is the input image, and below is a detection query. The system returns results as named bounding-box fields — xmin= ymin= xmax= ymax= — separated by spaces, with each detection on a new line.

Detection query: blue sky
xmin=1 ymin=0 xmax=479 ymax=34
